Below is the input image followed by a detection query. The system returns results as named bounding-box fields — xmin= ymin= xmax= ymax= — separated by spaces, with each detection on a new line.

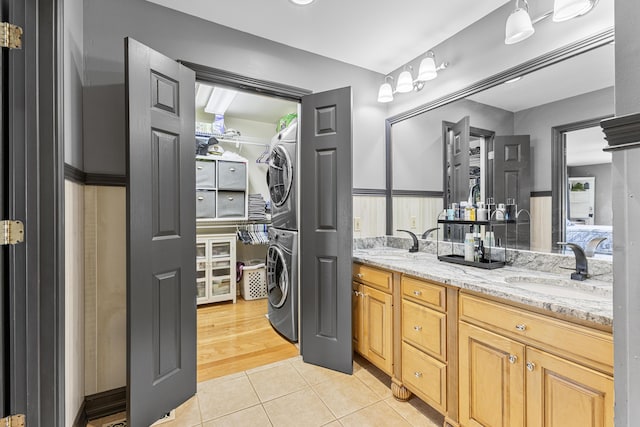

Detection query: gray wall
xmin=83 ymin=0 xmax=387 ymax=189
xmin=64 ymin=0 xmax=84 ymax=168
xmin=612 ymin=0 xmax=640 ymax=424
xmin=567 ymin=163 xmax=612 ymax=226
xmin=392 ymin=98 xmax=513 ymax=191
xmin=514 ymin=87 xmax=614 ymax=192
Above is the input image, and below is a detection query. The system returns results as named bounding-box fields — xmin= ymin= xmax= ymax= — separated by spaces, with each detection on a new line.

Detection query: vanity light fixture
xmin=376 ymin=51 xmax=449 ymax=103
xmin=289 ymin=0 xmax=315 ymax=5
xmin=504 ymin=0 xmax=599 ymax=45
xmin=505 ymin=76 xmax=523 ymax=84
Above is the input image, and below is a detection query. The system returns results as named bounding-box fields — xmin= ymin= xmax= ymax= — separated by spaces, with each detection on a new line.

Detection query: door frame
xmin=3 ymin=0 xmax=64 ymax=424
xmin=550 ymin=115 xmax=612 ymax=251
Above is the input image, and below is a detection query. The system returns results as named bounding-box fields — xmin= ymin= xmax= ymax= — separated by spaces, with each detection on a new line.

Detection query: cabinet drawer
xmin=217 ymin=191 xmax=245 ymax=218
xmin=353 ymin=264 xmax=392 ymax=293
xmin=401 ymin=276 xmax=446 ymax=311
xmin=402 ymin=342 xmax=447 ymax=413
xmin=196 ymin=190 xmax=216 ymax=218
xmin=459 ymin=293 xmax=613 ymax=371
xmin=195 ymin=159 xmax=216 ymax=189
xmin=218 ymin=161 xmax=246 ymax=190
xmin=402 ymin=300 xmax=446 ymax=360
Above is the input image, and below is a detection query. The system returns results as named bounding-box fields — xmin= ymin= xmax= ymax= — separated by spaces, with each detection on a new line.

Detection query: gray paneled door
xmin=300 ymin=87 xmax=353 ymax=374
xmin=125 ymin=38 xmax=197 ymax=427
xmin=448 ymin=116 xmax=471 ymax=207
xmin=493 ymin=135 xmax=531 ymax=249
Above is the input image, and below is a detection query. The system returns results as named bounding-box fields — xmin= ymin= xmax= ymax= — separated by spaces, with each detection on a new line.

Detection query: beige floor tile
xmin=198 ymin=375 xmax=261 ymax=422
xmin=339 ymin=401 xmax=411 ymax=427
xmin=290 ymin=358 xmax=351 ymax=385
xmin=312 ymin=374 xmax=382 ymax=418
xmin=321 ymin=421 xmax=343 ymax=427
xmin=156 ymin=395 xmax=202 ymax=427
xmin=383 ymin=396 xmax=443 ymax=427
xmin=202 ymin=405 xmax=272 ymax=427
xmin=245 ymin=357 xmax=296 ymax=375
xmin=262 ymin=387 xmax=335 ymax=427
xmin=247 ymin=363 xmax=308 ymax=402
xmin=354 ymin=366 xmax=393 ymax=399
xmin=197 ymin=371 xmax=247 ymax=392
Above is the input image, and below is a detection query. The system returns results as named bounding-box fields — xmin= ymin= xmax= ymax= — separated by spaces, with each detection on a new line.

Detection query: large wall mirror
xmin=386 ymin=29 xmax=614 ymax=257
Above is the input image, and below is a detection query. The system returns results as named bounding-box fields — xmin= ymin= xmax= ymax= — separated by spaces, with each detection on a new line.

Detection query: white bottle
xmin=464 ymin=233 xmax=475 ymax=262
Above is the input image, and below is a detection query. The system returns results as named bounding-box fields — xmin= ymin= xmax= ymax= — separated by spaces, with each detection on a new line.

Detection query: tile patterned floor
xmin=88 ymin=355 xmax=444 ymax=427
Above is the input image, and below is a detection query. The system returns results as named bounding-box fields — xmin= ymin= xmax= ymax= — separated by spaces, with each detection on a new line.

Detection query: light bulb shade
xmin=396 ymin=70 xmax=414 ymax=93
xmin=377 ymin=82 xmax=393 ymax=103
xmin=505 ymin=8 xmax=535 ymax=45
xmin=417 ymin=56 xmax=437 ymax=81
xmin=552 ymin=0 xmax=593 ymax=22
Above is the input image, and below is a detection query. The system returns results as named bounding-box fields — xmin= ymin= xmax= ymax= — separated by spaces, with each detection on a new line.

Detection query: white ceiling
xmin=145 ymin=0 xmax=510 ymax=74
xmin=195 ymin=82 xmax=298 ymax=123
xmin=467 ymin=42 xmax=615 ymax=112
xmin=566 ymin=126 xmax=611 ymax=166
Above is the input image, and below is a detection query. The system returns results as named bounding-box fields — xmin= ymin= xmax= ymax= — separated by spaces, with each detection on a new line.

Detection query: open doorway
xmin=193 ymin=81 xmax=300 ymax=383
xmin=552 ymin=117 xmax=613 ymax=258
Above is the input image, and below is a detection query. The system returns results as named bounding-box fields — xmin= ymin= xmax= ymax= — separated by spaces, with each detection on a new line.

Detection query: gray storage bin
xmin=217 ymin=191 xmax=245 ymax=218
xmin=195 ymin=159 xmax=216 ymax=189
xmin=196 ymin=190 xmax=216 ymax=218
xmin=218 ymin=161 xmax=246 ymax=190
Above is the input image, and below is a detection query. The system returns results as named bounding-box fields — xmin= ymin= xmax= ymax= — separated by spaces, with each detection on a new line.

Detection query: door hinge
xmin=1 ymin=414 xmax=26 ymax=427
xmin=1 ymin=220 xmax=24 ymax=245
xmin=0 ymin=22 xmax=23 ymax=49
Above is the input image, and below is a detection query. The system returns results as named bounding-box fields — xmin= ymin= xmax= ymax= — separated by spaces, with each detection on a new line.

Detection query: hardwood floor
xmin=197 ymin=297 xmax=299 ymax=382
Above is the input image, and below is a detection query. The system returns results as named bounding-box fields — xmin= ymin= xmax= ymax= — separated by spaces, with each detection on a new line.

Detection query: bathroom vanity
xmin=352 ymin=243 xmax=613 ymax=427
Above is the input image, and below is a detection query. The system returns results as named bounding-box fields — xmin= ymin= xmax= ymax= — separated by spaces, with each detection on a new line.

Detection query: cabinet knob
xmin=229 ymin=167 xmax=236 ymax=172
xmin=413 ymin=325 xmax=423 ymax=332
xmin=526 ymin=361 xmax=536 ymax=372
xmin=515 ymin=324 xmax=527 ymax=331
xmin=197 ymin=197 xmax=204 ymax=201
xmin=414 ymin=372 xmax=423 ymax=378
xmin=197 ymin=166 xmax=203 ymax=170
xmin=508 ymin=354 xmax=518 ymax=364
xmin=228 ymin=197 xmax=234 ymax=201
xmin=413 ymin=290 xmax=422 ymax=296
xmin=356 ymin=273 xmax=364 ymax=279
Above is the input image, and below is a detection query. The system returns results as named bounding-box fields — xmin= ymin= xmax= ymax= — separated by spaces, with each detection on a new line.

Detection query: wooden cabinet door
xmin=526 ymin=347 xmax=614 ymax=427
xmin=459 ymin=322 xmax=525 ymax=427
xmin=363 ymin=285 xmax=393 ymax=375
xmin=352 ymin=282 xmax=364 ymax=355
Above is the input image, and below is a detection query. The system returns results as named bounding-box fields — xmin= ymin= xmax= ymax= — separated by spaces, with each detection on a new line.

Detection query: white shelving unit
xmin=196 ymin=233 xmax=237 ymax=305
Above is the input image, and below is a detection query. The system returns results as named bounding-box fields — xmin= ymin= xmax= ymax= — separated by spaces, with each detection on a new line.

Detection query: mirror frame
xmin=384 ymin=27 xmax=615 ymax=236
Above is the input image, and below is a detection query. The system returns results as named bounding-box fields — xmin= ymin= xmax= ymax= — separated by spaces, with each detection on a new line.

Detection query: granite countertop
xmin=353 ymin=247 xmax=613 ymax=327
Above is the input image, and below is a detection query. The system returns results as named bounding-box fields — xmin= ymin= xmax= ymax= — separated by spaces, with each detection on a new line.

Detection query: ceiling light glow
xmin=289 ymin=0 xmax=315 ymax=5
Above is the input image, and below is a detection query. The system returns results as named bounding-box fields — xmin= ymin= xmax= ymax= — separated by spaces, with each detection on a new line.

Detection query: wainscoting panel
xmin=353 ymin=196 xmax=386 ymax=238
xmin=392 ymin=196 xmax=443 ymax=237
xmin=530 ymin=196 xmax=552 ymax=252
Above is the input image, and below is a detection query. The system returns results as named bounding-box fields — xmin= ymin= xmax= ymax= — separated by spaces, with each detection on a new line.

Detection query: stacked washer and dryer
xmin=266 ymin=120 xmax=299 ymax=342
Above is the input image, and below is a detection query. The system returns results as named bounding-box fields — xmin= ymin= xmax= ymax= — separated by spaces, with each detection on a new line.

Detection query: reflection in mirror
xmin=387 ymin=35 xmax=614 ymax=255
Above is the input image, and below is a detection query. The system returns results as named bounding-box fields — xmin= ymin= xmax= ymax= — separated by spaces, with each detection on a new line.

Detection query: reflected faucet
xmin=397 ymin=229 xmax=419 ymax=253
xmin=557 ymin=242 xmax=589 ymax=281
xmin=585 ymin=237 xmax=607 ymax=258
xmin=421 ymin=227 xmax=439 ymax=240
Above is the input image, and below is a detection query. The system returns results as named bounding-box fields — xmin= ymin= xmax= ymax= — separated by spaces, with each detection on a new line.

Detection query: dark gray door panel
xmin=300 ymin=87 xmax=353 ymax=374
xmin=126 ymin=37 xmax=196 ymax=427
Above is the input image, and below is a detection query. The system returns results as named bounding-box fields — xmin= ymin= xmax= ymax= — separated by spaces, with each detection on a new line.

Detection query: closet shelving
xmin=196 ymin=132 xmax=271 ymax=164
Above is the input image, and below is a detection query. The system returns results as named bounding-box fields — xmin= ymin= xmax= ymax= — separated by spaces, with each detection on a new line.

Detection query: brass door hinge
xmin=0 ymin=22 xmax=23 ymax=49
xmin=1 ymin=220 xmax=24 ymax=245
xmin=1 ymin=414 xmax=25 ymax=427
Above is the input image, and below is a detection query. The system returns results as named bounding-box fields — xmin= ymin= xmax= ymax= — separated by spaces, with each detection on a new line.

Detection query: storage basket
xmin=240 ymin=260 xmax=267 ymax=300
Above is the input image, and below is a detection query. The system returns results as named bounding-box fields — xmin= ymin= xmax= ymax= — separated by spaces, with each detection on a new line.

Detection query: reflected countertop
xmin=353 ymin=247 xmax=613 ymax=327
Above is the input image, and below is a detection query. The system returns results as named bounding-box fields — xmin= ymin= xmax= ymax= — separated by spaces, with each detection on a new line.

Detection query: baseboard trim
xmin=72 ymin=400 xmax=88 ymax=427
xmin=84 ymin=386 xmax=127 ymax=422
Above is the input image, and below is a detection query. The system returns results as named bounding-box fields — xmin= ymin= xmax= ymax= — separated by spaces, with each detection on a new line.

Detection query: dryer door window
xmin=268 ymin=145 xmax=293 ymax=207
xmin=266 ymin=245 xmax=289 ymax=308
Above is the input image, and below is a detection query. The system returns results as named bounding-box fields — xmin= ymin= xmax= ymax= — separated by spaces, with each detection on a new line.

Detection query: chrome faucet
xmin=585 ymin=237 xmax=607 ymax=258
xmin=397 ymin=229 xmax=419 ymax=253
xmin=421 ymin=227 xmax=439 ymax=240
xmin=557 ymin=242 xmax=589 ymax=281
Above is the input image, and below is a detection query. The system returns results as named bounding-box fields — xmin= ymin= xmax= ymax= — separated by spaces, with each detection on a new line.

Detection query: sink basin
xmin=504 ymin=276 xmax=611 ymax=301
